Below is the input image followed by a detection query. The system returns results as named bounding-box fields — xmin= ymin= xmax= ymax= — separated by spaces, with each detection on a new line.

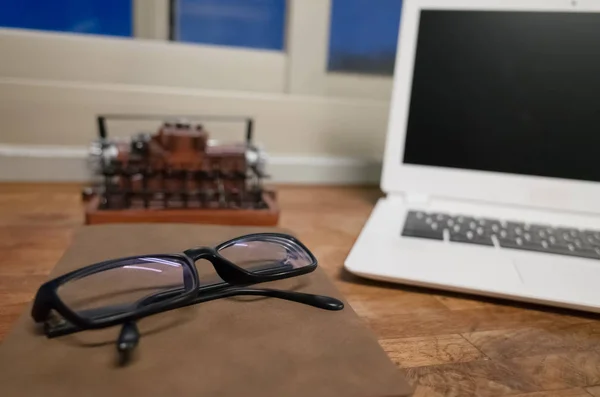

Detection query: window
xmin=0 ymin=0 xmax=132 ymax=37
xmin=286 ymin=0 xmax=401 ymax=99
xmin=0 ymin=0 xmax=286 ymax=93
xmin=0 ymin=0 xmax=398 ymax=98
xmin=328 ymin=0 xmax=402 ymax=76
xmin=171 ymin=0 xmax=286 ymax=51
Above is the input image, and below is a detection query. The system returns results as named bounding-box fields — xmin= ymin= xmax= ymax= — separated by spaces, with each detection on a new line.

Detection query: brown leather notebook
xmin=0 ymin=224 xmax=412 ymax=397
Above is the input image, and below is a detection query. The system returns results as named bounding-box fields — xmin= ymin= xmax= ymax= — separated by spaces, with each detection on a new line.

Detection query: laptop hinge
xmin=404 ymin=192 xmax=430 ymax=206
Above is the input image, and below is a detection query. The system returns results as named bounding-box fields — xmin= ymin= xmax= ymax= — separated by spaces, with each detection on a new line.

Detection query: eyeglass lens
xmin=57 ymin=256 xmax=190 ymax=319
xmin=218 ymin=235 xmax=314 ymax=275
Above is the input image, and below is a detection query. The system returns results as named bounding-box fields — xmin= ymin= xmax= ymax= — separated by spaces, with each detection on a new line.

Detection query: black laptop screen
xmin=402 ymin=10 xmax=600 ymax=182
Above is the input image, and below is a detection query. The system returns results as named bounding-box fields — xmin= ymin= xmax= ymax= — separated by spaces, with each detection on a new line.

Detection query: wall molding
xmin=0 ymin=144 xmax=381 ymax=184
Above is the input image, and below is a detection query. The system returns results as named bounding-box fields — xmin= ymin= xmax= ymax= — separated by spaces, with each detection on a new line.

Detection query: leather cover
xmin=0 ymin=224 xmax=412 ymax=397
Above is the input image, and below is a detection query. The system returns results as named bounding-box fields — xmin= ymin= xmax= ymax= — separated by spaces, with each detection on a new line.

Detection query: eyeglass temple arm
xmin=196 ymin=288 xmax=344 ymax=311
xmin=139 ymin=286 xmax=344 ymax=311
xmin=116 ymin=321 xmax=139 ymax=366
xmin=44 ymin=288 xmax=344 ymax=338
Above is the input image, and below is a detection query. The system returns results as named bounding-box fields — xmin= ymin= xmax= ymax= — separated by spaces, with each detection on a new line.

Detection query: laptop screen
xmin=403 ymin=10 xmax=600 ymax=183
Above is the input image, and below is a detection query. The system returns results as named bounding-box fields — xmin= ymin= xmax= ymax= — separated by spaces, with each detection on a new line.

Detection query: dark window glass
xmin=172 ymin=0 xmax=286 ymax=51
xmin=328 ymin=0 xmax=403 ymax=76
xmin=0 ymin=0 xmax=132 ymax=37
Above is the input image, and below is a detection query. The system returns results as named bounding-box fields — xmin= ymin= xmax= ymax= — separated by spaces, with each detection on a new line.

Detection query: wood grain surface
xmin=1 ymin=183 xmax=600 ymax=397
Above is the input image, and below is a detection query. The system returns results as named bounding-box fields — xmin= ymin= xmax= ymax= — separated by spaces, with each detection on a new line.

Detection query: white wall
xmin=0 ymin=78 xmax=389 ymax=157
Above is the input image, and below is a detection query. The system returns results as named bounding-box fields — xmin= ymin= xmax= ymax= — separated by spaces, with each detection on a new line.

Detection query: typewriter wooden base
xmin=84 ymin=192 xmax=279 ymax=226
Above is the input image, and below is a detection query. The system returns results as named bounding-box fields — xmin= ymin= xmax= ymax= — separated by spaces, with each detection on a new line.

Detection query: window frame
xmin=0 ymin=0 xmax=287 ymax=94
xmin=286 ymin=0 xmax=396 ymax=100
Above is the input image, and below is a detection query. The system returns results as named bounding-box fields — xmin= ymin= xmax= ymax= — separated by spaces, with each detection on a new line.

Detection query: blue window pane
xmin=0 ymin=0 xmax=132 ymax=37
xmin=174 ymin=0 xmax=285 ymax=51
xmin=328 ymin=0 xmax=403 ymax=76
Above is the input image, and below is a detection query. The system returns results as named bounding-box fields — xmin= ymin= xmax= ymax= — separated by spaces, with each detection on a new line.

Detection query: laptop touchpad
xmin=515 ymin=257 xmax=600 ymax=306
xmin=394 ymin=242 xmax=524 ymax=291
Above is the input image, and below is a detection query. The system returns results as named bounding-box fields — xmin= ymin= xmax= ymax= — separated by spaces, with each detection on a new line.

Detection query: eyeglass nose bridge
xmin=183 ymin=247 xmax=256 ymax=285
xmin=183 ymin=247 xmax=215 ymax=260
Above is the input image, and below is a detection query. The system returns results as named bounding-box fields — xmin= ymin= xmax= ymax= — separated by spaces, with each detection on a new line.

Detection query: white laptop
xmin=344 ymin=0 xmax=600 ymax=313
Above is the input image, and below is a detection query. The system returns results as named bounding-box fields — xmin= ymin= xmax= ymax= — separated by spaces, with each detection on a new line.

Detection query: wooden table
xmin=1 ymin=183 xmax=599 ymax=397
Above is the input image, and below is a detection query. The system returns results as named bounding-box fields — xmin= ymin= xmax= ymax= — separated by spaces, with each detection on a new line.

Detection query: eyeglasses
xmin=31 ymin=233 xmax=343 ymax=364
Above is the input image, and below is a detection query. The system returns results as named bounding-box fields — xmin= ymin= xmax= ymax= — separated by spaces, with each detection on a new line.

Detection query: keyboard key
xmin=584 ymin=230 xmax=600 ymax=240
xmin=431 ymin=213 xmax=449 ymax=222
xmin=498 ymin=229 xmax=511 ymax=239
xmin=498 ymin=238 xmax=542 ymax=251
xmin=530 ymin=225 xmax=555 ymax=238
xmin=582 ymin=231 xmax=600 ymax=246
xmin=402 ymin=227 xmax=444 ymax=240
xmin=449 ymin=230 xmax=493 ymax=246
xmin=497 ymin=236 xmax=523 ymax=248
xmin=476 ymin=218 xmax=489 ymax=226
xmin=404 ymin=211 xmax=430 ymax=227
xmin=482 ymin=220 xmax=503 ymax=232
xmin=488 ymin=223 xmax=503 ymax=233
xmin=522 ymin=232 xmax=534 ymax=242
xmin=557 ymin=227 xmax=581 ymax=239
xmin=584 ymin=236 xmax=600 ymax=247
xmin=506 ymin=221 xmax=528 ymax=234
xmin=455 ymin=215 xmax=475 ymax=225
xmin=475 ymin=226 xmax=491 ymax=237
xmin=573 ymin=239 xmax=592 ymax=249
xmin=402 ymin=211 xmax=444 ymax=240
xmin=505 ymin=222 xmax=528 ymax=236
xmin=554 ymin=234 xmax=569 ymax=245
xmin=467 ymin=221 xmax=478 ymax=230
xmin=548 ymin=241 xmax=575 ymax=252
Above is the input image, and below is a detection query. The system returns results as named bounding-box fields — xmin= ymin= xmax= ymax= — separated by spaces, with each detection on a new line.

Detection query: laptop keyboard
xmin=402 ymin=210 xmax=600 ymax=260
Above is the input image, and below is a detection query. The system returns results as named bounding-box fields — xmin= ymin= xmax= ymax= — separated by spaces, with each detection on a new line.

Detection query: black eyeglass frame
xmin=31 ymin=233 xmax=318 ymax=332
